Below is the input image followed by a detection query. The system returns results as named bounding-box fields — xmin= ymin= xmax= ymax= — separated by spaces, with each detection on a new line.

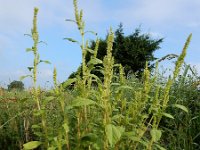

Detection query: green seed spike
xmin=173 ymin=33 xmax=192 ymax=79
xmin=73 ymin=0 xmax=81 ymax=29
xmin=32 ymin=8 xmax=39 ymax=52
xmin=53 ymin=67 xmax=57 ymax=87
xmin=93 ymin=38 xmax=99 ymax=58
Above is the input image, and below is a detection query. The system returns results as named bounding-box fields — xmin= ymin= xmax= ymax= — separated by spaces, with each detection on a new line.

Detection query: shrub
xmin=8 ymin=80 xmax=24 ymax=91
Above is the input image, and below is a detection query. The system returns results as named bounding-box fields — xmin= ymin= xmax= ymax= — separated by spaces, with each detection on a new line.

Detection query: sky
xmin=0 ymin=0 xmax=200 ymax=88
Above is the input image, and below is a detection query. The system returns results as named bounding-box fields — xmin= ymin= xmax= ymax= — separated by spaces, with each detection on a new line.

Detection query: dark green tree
xmin=114 ymin=24 xmax=163 ymax=76
xmin=69 ymin=23 xmax=163 ymax=79
xmin=8 ymin=80 xmax=24 ymax=91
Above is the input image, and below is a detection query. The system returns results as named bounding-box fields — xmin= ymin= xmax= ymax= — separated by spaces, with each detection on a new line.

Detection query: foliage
xmin=8 ymin=80 xmax=24 ymax=91
xmin=0 ymin=1 xmax=199 ymax=150
xmin=69 ymin=23 xmax=163 ymax=79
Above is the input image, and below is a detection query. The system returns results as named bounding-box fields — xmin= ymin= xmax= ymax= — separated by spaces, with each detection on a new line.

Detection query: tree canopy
xmin=69 ymin=24 xmax=163 ymax=79
xmin=8 ymin=80 xmax=24 ymax=91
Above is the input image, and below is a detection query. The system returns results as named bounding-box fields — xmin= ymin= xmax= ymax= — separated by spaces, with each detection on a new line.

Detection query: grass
xmin=0 ymin=0 xmax=200 ymax=149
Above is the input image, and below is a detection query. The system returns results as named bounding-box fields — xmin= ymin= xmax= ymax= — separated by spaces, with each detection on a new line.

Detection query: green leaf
xmin=85 ymin=48 xmax=94 ymax=54
xmin=81 ymin=133 xmax=98 ymax=143
xmin=48 ymin=147 xmax=56 ymax=150
xmin=62 ymin=123 xmax=69 ymax=133
xmin=84 ymin=31 xmax=98 ymax=36
xmin=31 ymin=124 xmax=41 ymax=129
xmin=45 ymin=96 xmax=55 ymax=101
xmin=23 ymin=141 xmax=42 ymax=150
xmin=117 ymin=85 xmax=133 ymax=91
xmin=43 ymin=96 xmax=55 ymax=105
xmin=27 ymin=67 xmax=34 ymax=71
xmin=71 ymin=97 xmax=96 ymax=107
xmin=173 ymin=104 xmax=188 ymax=113
xmin=112 ymin=114 xmax=123 ymax=121
xmin=64 ymin=38 xmax=79 ymax=43
xmin=26 ymin=48 xmax=33 ymax=52
xmin=87 ymin=58 xmax=103 ymax=66
xmin=39 ymin=60 xmax=51 ymax=64
xmin=105 ymin=124 xmax=125 ymax=147
xmin=150 ymin=129 xmax=162 ymax=142
xmin=111 ymin=83 xmax=120 ymax=86
xmin=20 ymin=75 xmax=32 ymax=80
xmin=62 ymin=78 xmax=77 ymax=87
xmin=24 ymin=34 xmax=32 ymax=38
xmin=33 ymin=110 xmax=45 ymax=116
xmin=155 ymin=144 xmax=166 ymax=150
xmin=34 ymin=132 xmax=43 ymax=137
xmin=65 ymin=19 xmax=76 ymax=23
xmin=88 ymin=74 xmax=102 ymax=84
xmin=38 ymin=41 xmax=47 ymax=45
xmin=162 ymin=113 xmax=174 ymax=119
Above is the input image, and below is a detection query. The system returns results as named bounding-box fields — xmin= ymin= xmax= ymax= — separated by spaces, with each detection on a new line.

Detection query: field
xmin=0 ymin=1 xmax=200 ymax=150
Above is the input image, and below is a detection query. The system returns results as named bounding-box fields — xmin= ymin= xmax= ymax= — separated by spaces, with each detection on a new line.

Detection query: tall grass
xmin=0 ymin=0 xmax=199 ymax=150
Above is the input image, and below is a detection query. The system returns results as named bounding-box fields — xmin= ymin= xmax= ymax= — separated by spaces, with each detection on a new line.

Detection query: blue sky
xmin=0 ymin=0 xmax=200 ymax=88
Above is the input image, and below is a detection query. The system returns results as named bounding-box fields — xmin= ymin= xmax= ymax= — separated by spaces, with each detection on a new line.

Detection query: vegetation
xmin=68 ymin=23 xmax=163 ymax=80
xmin=8 ymin=80 xmax=24 ymax=91
xmin=0 ymin=0 xmax=199 ymax=150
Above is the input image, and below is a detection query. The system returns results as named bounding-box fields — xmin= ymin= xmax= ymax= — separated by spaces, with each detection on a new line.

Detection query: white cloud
xmin=0 ymin=0 xmax=69 ymax=32
xmin=107 ymin=0 xmax=200 ymax=28
xmin=1 ymin=0 xmax=200 ymax=37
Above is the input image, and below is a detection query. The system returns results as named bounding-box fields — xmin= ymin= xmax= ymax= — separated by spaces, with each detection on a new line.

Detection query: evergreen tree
xmin=69 ymin=23 xmax=163 ymax=79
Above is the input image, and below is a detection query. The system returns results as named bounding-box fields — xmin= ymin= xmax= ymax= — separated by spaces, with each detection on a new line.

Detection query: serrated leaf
xmin=71 ymin=97 xmax=96 ymax=107
xmin=173 ymin=104 xmax=188 ymax=113
xmin=105 ymin=124 xmax=125 ymax=147
xmin=162 ymin=113 xmax=174 ymax=119
xmin=150 ymin=129 xmax=162 ymax=142
xmin=23 ymin=141 xmax=42 ymax=150
xmin=64 ymin=38 xmax=79 ymax=43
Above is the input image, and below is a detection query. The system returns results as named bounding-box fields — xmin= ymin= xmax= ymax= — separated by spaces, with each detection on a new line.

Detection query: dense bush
xmin=8 ymin=80 xmax=24 ymax=91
